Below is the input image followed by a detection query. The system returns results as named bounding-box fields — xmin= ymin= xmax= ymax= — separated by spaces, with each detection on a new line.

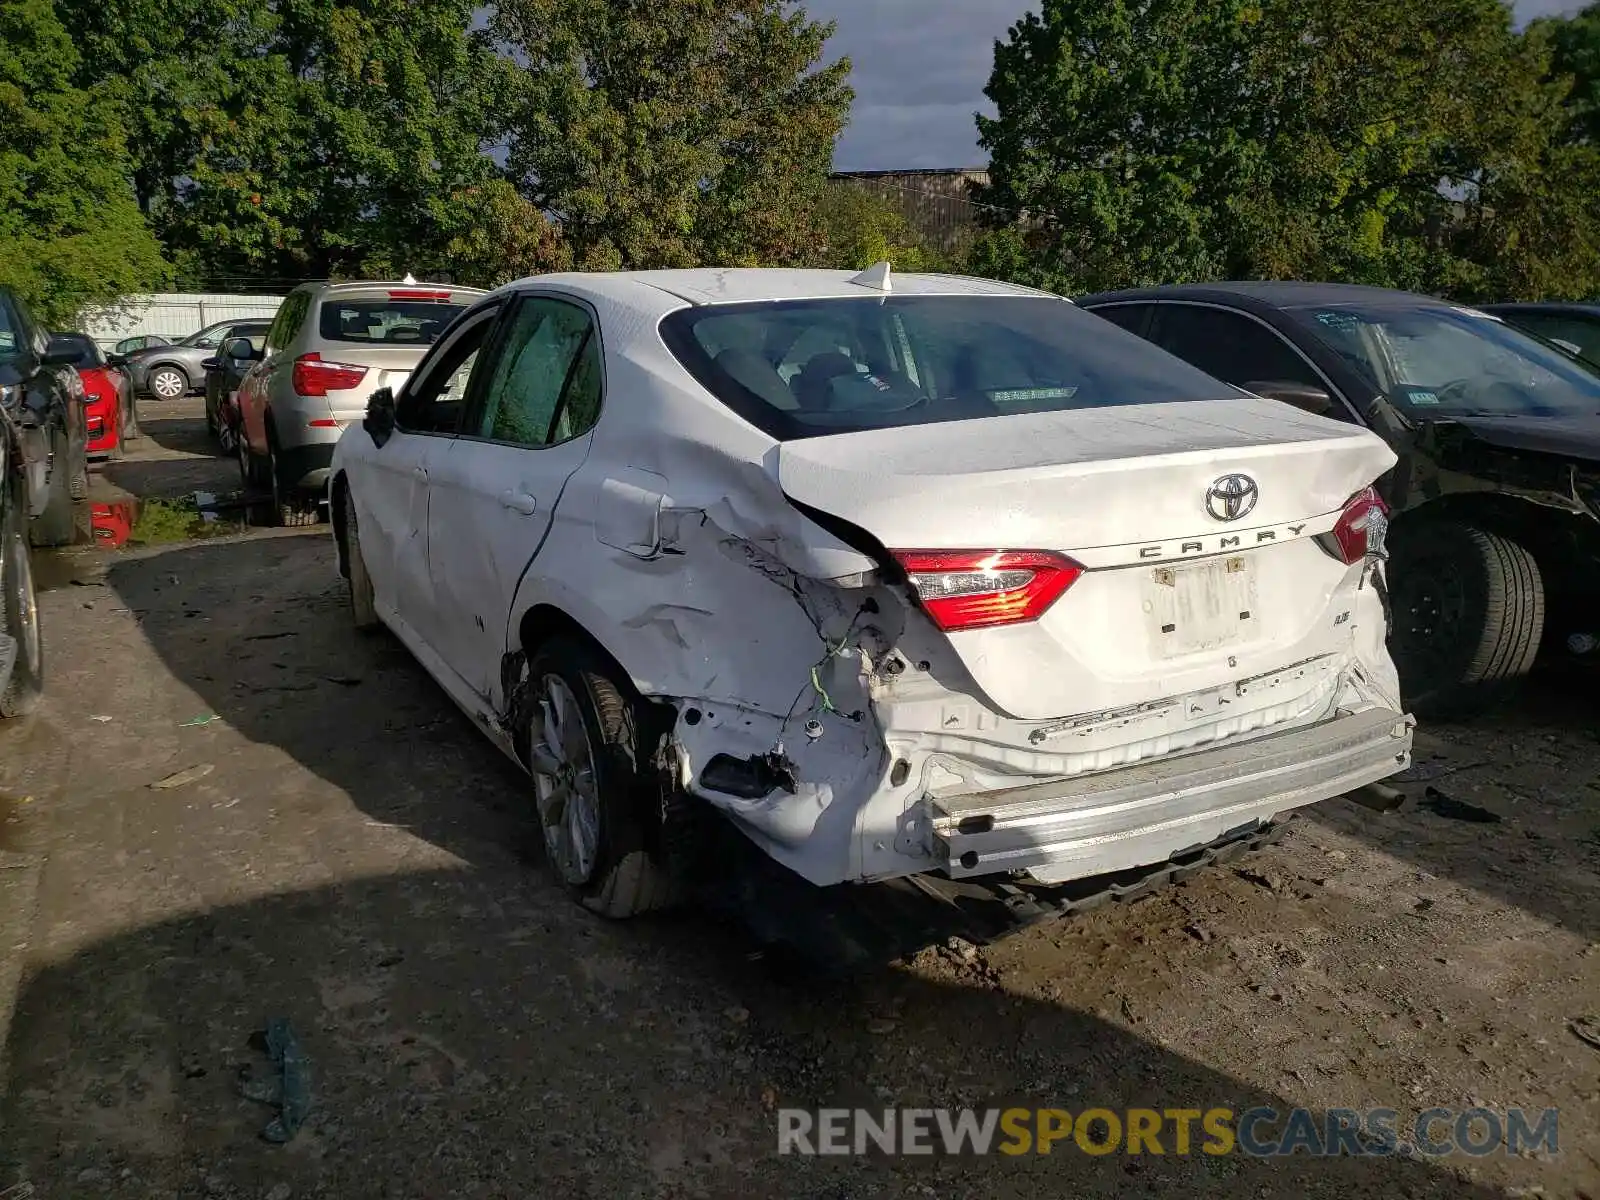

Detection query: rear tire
xmin=523 ymin=637 xmax=677 ymax=918
xmin=342 ymin=487 xmax=380 ymax=631
xmin=1389 ymin=522 xmax=1544 ymax=718
xmin=69 ymin=444 xmax=88 ymax=500
xmin=0 ymin=499 xmax=43 ymax=718
xmin=30 ymin=430 xmax=74 ymax=548
xmin=267 ymin=435 xmax=319 ymax=528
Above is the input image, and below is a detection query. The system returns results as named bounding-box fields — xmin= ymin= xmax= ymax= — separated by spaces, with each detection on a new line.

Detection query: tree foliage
xmin=975 ymin=0 xmax=1600 ymax=301
xmin=489 ymin=0 xmax=852 ymax=270
xmin=0 ymin=0 xmax=168 ymax=326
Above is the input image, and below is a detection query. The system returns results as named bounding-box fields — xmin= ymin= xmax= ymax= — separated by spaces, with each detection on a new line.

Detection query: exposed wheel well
xmin=517 ymin=605 xmax=636 ymax=693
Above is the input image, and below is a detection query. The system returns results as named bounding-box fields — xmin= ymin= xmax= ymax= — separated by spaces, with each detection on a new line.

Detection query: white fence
xmin=79 ymin=293 xmax=287 ymax=348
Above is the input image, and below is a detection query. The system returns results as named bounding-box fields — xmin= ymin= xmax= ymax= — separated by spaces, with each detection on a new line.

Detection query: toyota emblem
xmin=1206 ymin=474 xmax=1259 ymax=522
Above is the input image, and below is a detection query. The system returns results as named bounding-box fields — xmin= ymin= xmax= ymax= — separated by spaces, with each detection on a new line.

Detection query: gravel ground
xmin=0 ymin=398 xmax=1596 ymax=1199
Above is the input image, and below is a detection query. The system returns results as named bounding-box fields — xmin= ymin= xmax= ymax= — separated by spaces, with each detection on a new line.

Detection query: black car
xmin=201 ymin=320 xmax=271 ymax=449
xmin=1077 ymin=282 xmax=1600 ymax=717
xmin=0 ymin=286 xmax=89 ymax=549
xmin=0 ymin=405 xmax=41 ymax=719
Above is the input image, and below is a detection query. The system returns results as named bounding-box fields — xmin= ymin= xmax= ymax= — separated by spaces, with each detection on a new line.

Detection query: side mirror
xmin=1245 ymin=379 xmax=1336 ymax=417
xmin=363 ymin=386 xmax=396 ymax=448
xmin=221 ymin=336 xmax=257 ymax=361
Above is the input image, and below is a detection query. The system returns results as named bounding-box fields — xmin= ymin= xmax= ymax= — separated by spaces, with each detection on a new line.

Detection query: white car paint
xmin=331 ymin=267 xmax=1412 ymax=893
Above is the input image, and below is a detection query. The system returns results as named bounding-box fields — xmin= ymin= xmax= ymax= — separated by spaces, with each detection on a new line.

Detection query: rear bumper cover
xmin=929 ymin=706 xmax=1413 ymax=882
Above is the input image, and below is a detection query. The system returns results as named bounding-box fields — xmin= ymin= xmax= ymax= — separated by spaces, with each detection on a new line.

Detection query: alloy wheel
xmin=529 ymin=675 xmax=601 ymax=885
xmin=151 ymin=369 xmax=185 ymax=400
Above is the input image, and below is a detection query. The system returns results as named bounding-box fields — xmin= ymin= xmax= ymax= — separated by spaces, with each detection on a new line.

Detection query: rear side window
xmin=317 ymin=298 xmax=466 ymax=346
xmin=1150 ymin=304 xmax=1323 ymax=390
xmin=659 ymin=295 xmax=1241 ymax=441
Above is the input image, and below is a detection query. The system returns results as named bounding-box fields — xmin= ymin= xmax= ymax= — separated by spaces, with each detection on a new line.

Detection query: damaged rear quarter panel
xmin=502 ymin=338 xmax=903 ymax=883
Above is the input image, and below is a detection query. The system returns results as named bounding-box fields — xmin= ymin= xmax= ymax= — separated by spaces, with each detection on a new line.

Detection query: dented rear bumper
xmin=928 ymin=706 xmax=1413 ymax=882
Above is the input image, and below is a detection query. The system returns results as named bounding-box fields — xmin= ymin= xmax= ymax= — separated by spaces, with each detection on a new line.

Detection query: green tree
xmin=810 ymin=182 xmax=948 ymax=272
xmin=490 ymin=0 xmax=852 ymax=269
xmin=60 ymin=0 xmax=512 ymax=283
xmin=1533 ymin=1 xmax=1600 ymax=145
xmin=975 ymin=0 xmax=1600 ymax=299
xmin=0 ymin=0 xmax=168 ymax=325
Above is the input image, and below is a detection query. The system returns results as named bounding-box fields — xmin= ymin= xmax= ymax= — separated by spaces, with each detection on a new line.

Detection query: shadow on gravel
xmin=0 ymin=867 xmax=1515 ymax=1199
xmin=101 ymin=402 xmax=242 ymax=501
xmin=96 ymin=527 xmax=1600 ymax=950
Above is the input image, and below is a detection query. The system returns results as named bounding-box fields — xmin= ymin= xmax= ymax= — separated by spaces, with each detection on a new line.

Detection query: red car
xmin=49 ymin=332 xmax=141 ymax=457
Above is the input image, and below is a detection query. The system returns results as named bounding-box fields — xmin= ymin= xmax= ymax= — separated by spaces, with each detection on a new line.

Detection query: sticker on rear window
xmin=989 ymin=386 xmax=1080 ymax=404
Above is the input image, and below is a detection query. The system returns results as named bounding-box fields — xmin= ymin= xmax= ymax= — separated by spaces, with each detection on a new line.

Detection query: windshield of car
xmin=660 ymin=295 xmax=1242 ymax=440
xmin=0 ymin=300 xmax=19 ymax=363
xmin=317 ymin=298 xmax=465 ymax=346
xmin=50 ymin=334 xmax=105 ymax=367
xmin=179 ymin=324 xmax=236 ymax=349
xmin=1288 ymin=303 xmax=1600 ymax=418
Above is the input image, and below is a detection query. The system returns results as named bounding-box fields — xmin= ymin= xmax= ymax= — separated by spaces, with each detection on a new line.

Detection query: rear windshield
xmin=660 ymin=295 xmax=1241 ymax=440
xmin=317 ymin=298 xmax=465 ymax=346
xmin=51 ymin=333 xmax=104 ymax=367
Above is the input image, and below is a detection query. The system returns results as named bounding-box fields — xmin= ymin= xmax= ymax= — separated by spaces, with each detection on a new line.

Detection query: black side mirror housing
xmin=363 ymin=386 xmax=396 ymax=448
xmin=221 ymin=336 xmax=258 ymax=361
xmin=1244 ymin=380 xmax=1336 ymax=417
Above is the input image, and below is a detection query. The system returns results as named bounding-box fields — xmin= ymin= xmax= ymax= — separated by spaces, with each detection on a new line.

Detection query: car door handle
xmin=499 ymin=490 xmax=537 ymax=515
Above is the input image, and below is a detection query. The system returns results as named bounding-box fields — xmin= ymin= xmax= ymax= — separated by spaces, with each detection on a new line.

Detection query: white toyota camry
xmin=330 ymin=265 xmax=1413 ymax=917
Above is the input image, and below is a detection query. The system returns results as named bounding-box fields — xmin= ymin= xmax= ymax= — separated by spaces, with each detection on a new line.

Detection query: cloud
xmin=813 ymin=0 xmax=1590 ymax=172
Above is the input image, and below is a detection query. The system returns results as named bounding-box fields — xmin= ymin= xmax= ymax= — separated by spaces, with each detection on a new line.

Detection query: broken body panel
xmin=333 ymin=270 xmax=1412 ymax=892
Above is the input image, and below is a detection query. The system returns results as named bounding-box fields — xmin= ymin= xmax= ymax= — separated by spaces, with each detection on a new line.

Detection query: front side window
xmin=1290 ymin=304 xmax=1600 ymax=418
xmin=659 ymin=295 xmax=1241 ymax=441
xmin=473 ymin=298 xmax=599 ymax=448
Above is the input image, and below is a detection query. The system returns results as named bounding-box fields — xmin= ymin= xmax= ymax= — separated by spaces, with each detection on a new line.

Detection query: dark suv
xmin=1077 ymin=282 xmax=1600 ymax=717
xmin=0 ymin=287 xmax=89 ymax=549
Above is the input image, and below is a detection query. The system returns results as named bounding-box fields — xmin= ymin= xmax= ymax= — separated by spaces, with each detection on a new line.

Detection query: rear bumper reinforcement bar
xmin=930 ymin=706 xmax=1413 ymax=881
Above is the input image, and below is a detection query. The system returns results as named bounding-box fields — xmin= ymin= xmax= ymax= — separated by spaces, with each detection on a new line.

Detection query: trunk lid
xmin=777 ymin=397 xmax=1397 ymax=720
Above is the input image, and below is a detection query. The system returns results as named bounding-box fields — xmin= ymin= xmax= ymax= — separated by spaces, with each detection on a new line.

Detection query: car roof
xmin=1076 ymin=281 xmax=1458 ymax=311
xmin=1479 ymin=301 xmax=1600 ymax=317
xmin=491 ymin=268 xmax=1058 ymax=309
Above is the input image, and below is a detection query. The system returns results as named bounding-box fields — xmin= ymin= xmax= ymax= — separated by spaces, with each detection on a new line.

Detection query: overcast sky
xmin=814 ymin=0 xmax=1589 ymax=171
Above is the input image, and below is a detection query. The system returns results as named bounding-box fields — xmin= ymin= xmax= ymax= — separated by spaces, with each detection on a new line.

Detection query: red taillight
xmin=387 ymin=289 xmax=451 ymax=301
xmin=1324 ymin=486 xmax=1389 ymax=564
xmin=891 ymin=549 xmax=1082 ymax=631
xmin=292 ymin=353 xmax=368 ymax=397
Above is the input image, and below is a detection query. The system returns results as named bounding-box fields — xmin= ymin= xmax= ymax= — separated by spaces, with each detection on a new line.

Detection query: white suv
xmin=235 ymin=280 xmax=483 ymax=525
xmin=331 ymin=267 xmax=1412 ymax=918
